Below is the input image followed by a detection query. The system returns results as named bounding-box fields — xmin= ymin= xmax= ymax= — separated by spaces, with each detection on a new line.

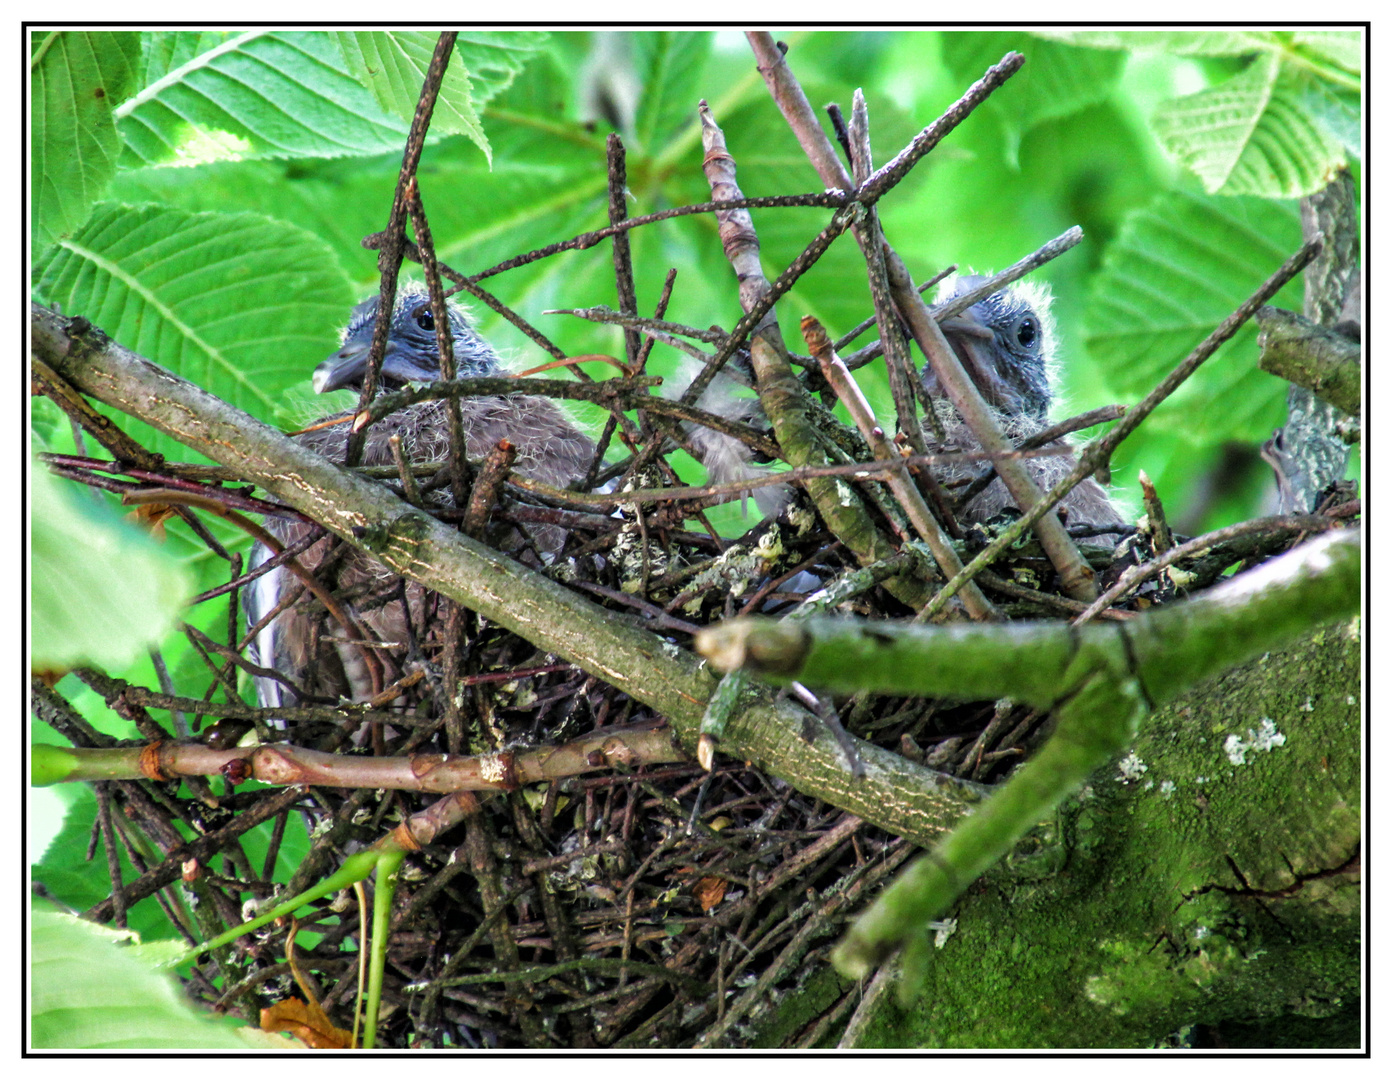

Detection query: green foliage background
xmin=28 ymin=28 xmax=1360 ymax=1047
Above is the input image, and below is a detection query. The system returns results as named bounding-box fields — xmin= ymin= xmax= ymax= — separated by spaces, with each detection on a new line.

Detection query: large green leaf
xmin=1047 ymin=28 xmax=1362 ymax=79
xmin=1084 ymin=190 xmax=1303 ymax=443
xmin=941 ymin=33 xmax=1124 ymax=155
xmin=32 ymin=203 xmax=353 ymax=442
xmin=330 ymin=30 xmax=549 ymax=164
xmin=114 ymin=30 xmax=408 ymax=167
xmin=31 ymin=466 xmax=193 ymax=671
xmin=30 ymin=31 xmax=141 ymax=251
xmin=30 ymin=905 xmax=280 ymax=1049
xmin=331 ymin=31 xmax=489 ymax=162
xmin=1044 ymin=29 xmax=1360 ymax=196
xmin=631 ymin=32 xmax=713 ymax=155
xmin=1152 ymin=52 xmax=1349 ymax=198
xmin=1043 ymin=30 xmax=1290 ymax=57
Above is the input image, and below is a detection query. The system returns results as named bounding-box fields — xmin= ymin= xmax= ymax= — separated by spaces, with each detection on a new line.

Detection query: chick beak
xmin=935 ymin=311 xmax=1017 ymax=414
xmin=312 ymin=339 xmax=438 ymax=394
xmin=312 ymin=340 xmax=369 ymax=394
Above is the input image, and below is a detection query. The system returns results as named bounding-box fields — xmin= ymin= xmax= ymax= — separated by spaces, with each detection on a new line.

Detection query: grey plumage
xmin=667 ymin=359 xmax=788 ymax=519
xmin=924 ymin=275 xmax=1126 ymax=534
xmin=248 ymin=285 xmax=594 ymax=711
xmin=307 ymin=287 xmax=595 ymax=489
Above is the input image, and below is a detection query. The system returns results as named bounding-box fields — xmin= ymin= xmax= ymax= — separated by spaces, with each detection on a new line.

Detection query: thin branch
xmin=802 ymin=316 xmax=996 ymax=621
xmin=951 ymin=404 xmax=1125 ymax=510
xmin=344 ymin=30 xmax=457 ymax=467
xmin=678 ymin=194 xmax=861 ymax=407
xmin=512 ymin=443 xmax=1068 ymax=510
xmin=32 ymin=354 xmax=166 ymax=470
xmin=606 ymin=133 xmax=643 ymax=373
xmin=836 ymin=262 xmax=957 ymax=363
xmin=402 ymin=174 xmax=469 ymax=508
xmin=422 ymin=192 xmax=848 ymax=284
xmin=858 ymin=52 xmax=1027 ymax=204
xmin=351 ymin=373 xmax=660 ymax=431
xmin=928 ymin=227 xmax=1084 ymax=322
xmin=42 ymin=725 xmax=687 ymax=792
xmin=41 ymin=453 xmax=293 ymax=519
xmin=1086 ymin=238 xmax=1325 ymax=472
xmin=1070 ymin=512 xmax=1342 ymax=626
xmin=976 ymin=569 xmax=1133 ymax=622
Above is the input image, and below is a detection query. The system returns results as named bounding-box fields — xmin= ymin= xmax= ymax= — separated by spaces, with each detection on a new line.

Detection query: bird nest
xmin=178 ymin=500 xmax=1130 ymax=1049
xmin=90 ymin=470 xmax=1334 ymax=1051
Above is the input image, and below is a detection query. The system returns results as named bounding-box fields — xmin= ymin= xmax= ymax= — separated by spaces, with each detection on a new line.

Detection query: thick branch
xmin=1256 ymin=305 xmax=1360 ymax=418
xmin=694 ymin=528 xmax=1359 ymax=979
xmin=1265 ymin=169 xmax=1358 ymax=511
xmin=696 ymin=528 xmax=1360 ymax=710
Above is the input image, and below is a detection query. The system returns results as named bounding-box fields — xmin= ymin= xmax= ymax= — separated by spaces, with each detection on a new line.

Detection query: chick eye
xmin=412 ymin=304 xmax=435 ymax=332
xmin=1012 ymin=315 xmax=1039 ymax=350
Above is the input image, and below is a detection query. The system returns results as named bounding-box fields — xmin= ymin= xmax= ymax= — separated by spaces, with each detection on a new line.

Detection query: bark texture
xmin=832 ymin=619 xmax=1360 ymax=1048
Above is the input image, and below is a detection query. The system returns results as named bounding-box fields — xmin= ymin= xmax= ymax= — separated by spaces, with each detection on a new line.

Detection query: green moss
xmin=840 ymin=627 xmax=1359 ymax=1049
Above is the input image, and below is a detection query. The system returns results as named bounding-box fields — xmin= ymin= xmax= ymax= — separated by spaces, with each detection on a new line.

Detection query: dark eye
xmin=412 ymin=304 xmax=435 ymax=332
xmin=1012 ymin=315 xmax=1038 ymax=350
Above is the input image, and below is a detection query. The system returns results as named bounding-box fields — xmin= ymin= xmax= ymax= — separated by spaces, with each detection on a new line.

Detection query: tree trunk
xmin=820 ymin=618 xmax=1360 ymax=1048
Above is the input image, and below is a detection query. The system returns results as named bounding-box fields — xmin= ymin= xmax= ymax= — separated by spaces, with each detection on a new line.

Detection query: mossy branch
xmin=695 ymin=527 xmax=1360 ymax=982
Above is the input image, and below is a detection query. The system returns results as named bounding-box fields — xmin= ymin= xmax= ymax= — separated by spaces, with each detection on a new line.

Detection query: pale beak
xmin=312 ymin=339 xmax=438 ymax=394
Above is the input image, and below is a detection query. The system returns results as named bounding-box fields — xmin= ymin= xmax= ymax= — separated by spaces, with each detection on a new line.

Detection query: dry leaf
xmin=127 ymin=502 xmax=177 ymax=541
xmin=260 ymin=997 xmax=354 ymax=1050
xmin=692 ymin=875 xmax=727 ymax=911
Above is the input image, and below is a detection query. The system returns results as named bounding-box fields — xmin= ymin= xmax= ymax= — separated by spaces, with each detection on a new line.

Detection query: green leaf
xmin=1298 ymin=80 xmax=1362 ymax=160
xmin=329 ymin=30 xmax=549 ymax=155
xmin=31 ymin=780 xmax=147 ymax=932
xmin=30 ymin=31 xmax=142 ymax=251
xmin=454 ymin=30 xmax=552 ymax=105
xmin=30 ymin=905 xmax=263 ymax=1049
xmin=134 ymin=31 xmax=229 ymax=87
xmin=1291 ymin=30 xmax=1363 ymax=76
xmin=1152 ymin=52 xmax=1349 ymax=198
xmin=115 ymin=30 xmax=408 ymax=167
xmin=942 ymin=33 xmax=1124 ymax=149
xmin=631 ymin=32 xmax=712 ymax=154
xmin=30 ymin=465 xmax=194 ymax=671
xmin=32 ymin=203 xmax=353 ymax=442
xmin=1040 ymin=30 xmax=1287 ymax=57
xmin=1084 ymin=190 xmax=1303 ymax=443
xmin=330 ymin=31 xmax=490 ymax=162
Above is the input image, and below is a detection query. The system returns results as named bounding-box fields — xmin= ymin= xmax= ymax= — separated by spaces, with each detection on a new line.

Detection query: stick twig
xmin=1070 ymin=512 xmax=1339 ymax=626
xmin=345 ymin=30 xmax=458 ymax=468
